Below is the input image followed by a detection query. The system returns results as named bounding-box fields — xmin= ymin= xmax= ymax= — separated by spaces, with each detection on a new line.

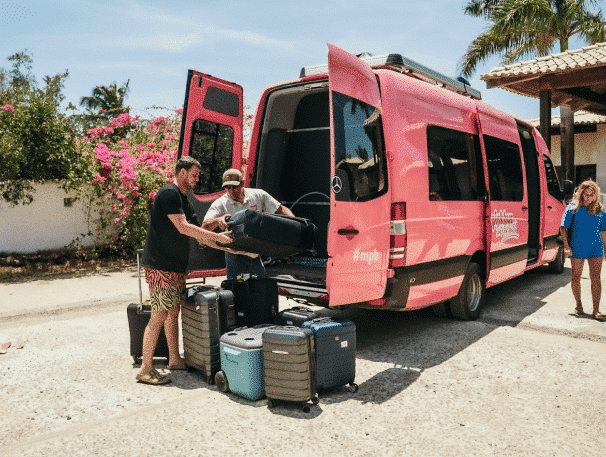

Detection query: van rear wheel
xmin=449 ymin=262 xmax=484 ymax=320
xmin=547 ymin=245 xmax=565 ymax=274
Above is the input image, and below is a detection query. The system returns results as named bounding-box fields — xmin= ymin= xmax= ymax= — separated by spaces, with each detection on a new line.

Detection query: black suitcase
xmin=302 ymin=318 xmax=357 ymax=393
xmin=221 ymin=277 xmax=278 ymax=328
xmin=262 ymin=325 xmax=319 ymax=412
xmin=182 ymin=284 xmax=236 ymax=383
xmin=127 ymin=302 xmax=170 ymax=364
xmin=127 ymin=248 xmax=169 ymax=363
xmin=275 ymin=306 xmax=322 ymax=327
xmin=219 ymin=209 xmax=317 ymax=257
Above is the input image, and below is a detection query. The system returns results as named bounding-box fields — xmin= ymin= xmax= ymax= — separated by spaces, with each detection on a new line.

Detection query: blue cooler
xmin=217 ymin=326 xmax=266 ymax=401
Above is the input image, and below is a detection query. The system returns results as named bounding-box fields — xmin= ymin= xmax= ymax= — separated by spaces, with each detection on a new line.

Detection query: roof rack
xmin=300 ymin=53 xmax=482 ymax=100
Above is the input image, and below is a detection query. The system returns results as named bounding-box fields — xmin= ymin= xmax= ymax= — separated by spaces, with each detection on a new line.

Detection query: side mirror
xmin=562 ymin=180 xmax=574 ymax=201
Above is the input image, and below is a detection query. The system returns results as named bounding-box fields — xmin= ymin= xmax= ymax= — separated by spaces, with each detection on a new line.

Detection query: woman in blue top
xmin=560 ymin=180 xmax=606 ymax=321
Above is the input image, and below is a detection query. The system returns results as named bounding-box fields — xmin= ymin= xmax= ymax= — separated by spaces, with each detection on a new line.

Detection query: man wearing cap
xmin=203 ymin=168 xmax=295 ymax=279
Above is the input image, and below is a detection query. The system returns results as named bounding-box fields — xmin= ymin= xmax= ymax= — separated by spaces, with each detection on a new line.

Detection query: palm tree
xmin=79 ymin=80 xmax=130 ymax=119
xmin=458 ymin=0 xmax=606 ymax=78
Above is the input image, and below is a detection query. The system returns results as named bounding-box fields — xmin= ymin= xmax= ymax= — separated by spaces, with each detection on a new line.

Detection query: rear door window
xmin=189 ymin=119 xmax=234 ymax=194
xmin=484 ymin=135 xmax=524 ymax=201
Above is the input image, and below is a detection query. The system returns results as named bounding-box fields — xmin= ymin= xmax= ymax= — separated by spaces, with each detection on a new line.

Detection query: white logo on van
xmin=491 ymin=209 xmax=519 ymax=242
xmin=353 ymin=248 xmax=380 ymax=264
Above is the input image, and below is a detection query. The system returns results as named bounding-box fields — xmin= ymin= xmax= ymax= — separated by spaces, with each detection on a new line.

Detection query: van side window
xmin=332 ymin=91 xmax=387 ymax=201
xmin=543 ymin=155 xmax=561 ymax=199
xmin=189 ymin=119 xmax=234 ymax=194
xmin=484 ymin=135 xmax=524 ymax=202
xmin=427 ymin=126 xmax=484 ymax=201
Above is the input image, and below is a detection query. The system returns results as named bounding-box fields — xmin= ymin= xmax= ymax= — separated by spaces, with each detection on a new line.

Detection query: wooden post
xmin=539 ymin=89 xmax=551 ymax=152
xmin=560 ymin=106 xmax=575 ymax=185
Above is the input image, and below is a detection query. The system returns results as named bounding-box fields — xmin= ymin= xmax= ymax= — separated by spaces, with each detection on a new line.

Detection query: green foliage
xmin=0 ymin=50 xmax=76 ymax=206
xmin=458 ymin=0 xmax=606 ymax=77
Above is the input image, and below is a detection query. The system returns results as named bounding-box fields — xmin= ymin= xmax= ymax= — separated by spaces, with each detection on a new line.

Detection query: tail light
xmin=389 ymin=202 xmax=406 ymax=268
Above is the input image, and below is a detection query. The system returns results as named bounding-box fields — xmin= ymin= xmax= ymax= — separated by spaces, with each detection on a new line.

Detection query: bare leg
xmin=570 ymin=258 xmax=585 ymax=311
xmin=138 ymin=310 xmax=167 ymax=376
xmin=164 ymin=304 xmax=185 ymax=367
xmin=587 ymin=257 xmax=603 ymax=315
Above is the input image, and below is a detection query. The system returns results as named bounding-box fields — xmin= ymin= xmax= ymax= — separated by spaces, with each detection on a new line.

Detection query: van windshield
xmin=332 ymin=91 xmax=387 ymax=201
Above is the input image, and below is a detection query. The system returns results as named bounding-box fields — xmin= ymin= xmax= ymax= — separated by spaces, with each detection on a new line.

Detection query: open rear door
xmin=179 ymin=70 xmax=244 ymax=277
xmin=327 ymin=44 xmax=391 ymax=306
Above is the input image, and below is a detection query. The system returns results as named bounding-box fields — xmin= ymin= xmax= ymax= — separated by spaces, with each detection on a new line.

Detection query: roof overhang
xmin=481 ymin=43 xmax=606 ymax=116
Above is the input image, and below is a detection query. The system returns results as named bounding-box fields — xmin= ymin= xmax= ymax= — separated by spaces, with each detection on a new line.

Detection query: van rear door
xmin=326 ymin=44 xmax=391 ymax=306
xmin=178 ymin=70 xmax=244 ymax=277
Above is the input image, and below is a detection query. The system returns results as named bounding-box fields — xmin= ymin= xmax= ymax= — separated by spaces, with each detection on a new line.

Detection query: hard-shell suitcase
xmin=220 ymin=209 xmax=317 ymax=258
xmin=182 ymin=284 xmax=236 ymax=383
xmin=127 ymin=302 xmax=169 ymax=364
xmin=262 ymin=325 xmax=319 ymax=412
xmin=127 ymin=248 xmax=169 ymax=363
xmin=275 ymin=306 xmax=322 ymax=327
xmin=301 ymin=318 xmax=357 ymax=393
xmin=215 ymin=326 xmax=268 ymax=401
xmin=220 ymin=277 xmax=278 ymax=328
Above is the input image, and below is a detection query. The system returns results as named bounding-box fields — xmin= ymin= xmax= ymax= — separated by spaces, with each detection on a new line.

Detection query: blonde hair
xmin=572 ymin=179 xmax=604 ymax=215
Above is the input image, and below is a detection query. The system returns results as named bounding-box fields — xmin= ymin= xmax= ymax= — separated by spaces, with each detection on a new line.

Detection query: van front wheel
xmin=449 ymin=262 xmax=484 ymax=320
xmin=547 ymin=245 xmax=565 ymax=274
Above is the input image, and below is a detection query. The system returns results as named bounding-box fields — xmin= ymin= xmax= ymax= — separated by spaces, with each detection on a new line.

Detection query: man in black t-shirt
xmin=136 ymin=157 xmax=237 ymax=385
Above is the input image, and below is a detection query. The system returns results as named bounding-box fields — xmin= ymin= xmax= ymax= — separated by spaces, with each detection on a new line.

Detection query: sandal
xmin=167 ymin=360 xmax=187 ymax=371
xmin=575 ymin=306 xmax=584 ymax=316
xmin=0 ymin=341 xmax=10 ymax=354
xmin=591 ymin=312 xmax=606 ymax=322
xmin=136 ymin=369 xmax=171 ymax=385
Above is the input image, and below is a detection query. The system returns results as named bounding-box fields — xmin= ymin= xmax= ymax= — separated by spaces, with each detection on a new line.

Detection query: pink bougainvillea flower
xmin=148 ymin=191 xmax=157 ymax=200
xmin=2 ymin=104 xmax=14 ymax=112
xmin=175 ymin=108 xmax=183 ymax=114
xmin=113 ymin=217 xmax=120 ymax=223
xmin=111 ymin=204 xmax=118 ymax=211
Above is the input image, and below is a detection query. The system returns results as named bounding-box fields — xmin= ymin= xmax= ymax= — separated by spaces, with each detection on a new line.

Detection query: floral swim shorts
xmin=144 ymin=268 xmax=186 ymax=312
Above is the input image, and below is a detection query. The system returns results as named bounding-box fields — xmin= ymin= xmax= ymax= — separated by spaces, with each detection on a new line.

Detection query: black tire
xmin=547 ymin=245 xmax=565 ymax=274
xmin=431 ymin=301 xmax=451 ymax=318
xmin=215 ymin=371 xmax=229 ymax=392
xmin=449 ymin=262 xmax=484 ymax=320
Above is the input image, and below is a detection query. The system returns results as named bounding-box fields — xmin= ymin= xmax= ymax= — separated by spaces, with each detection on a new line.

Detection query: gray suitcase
xmin=262 ymin=325 xmax=319 ymax=412
xmin=182 ymin=285 xmax=236 ymax=383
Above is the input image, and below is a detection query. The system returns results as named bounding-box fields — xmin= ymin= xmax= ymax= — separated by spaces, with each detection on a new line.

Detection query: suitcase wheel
xmin=133 ymin=356 xmax=140 ymax=364
xmin=302 ymin=404 xmax=311 ymax=413
xmin=215 ymin=371 xmax=229 ymax=393
xmin=267 ymin=399 xmax=275 ymax=408
xmin=311 ymin=395 xmax=319 ymax=405
xmin=348 ymin=383 xmax=359 ymax=393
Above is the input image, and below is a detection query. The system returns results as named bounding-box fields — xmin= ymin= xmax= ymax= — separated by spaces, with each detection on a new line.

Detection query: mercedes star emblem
xmin=331 ymin=175 xmax=343 ymax=194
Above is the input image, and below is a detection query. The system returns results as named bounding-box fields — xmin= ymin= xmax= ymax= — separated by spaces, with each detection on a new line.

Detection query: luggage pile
xmin=128 ymin=274 xmax=358 ymax=412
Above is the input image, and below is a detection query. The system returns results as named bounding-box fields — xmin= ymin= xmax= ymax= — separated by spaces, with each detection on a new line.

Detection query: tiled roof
xmin=526 ymin=110 xmax=606 ymax=128
xmin=482 ymin=42 xmax=606 ymax=81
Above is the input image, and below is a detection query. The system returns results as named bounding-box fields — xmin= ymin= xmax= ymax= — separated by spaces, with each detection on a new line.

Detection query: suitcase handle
xmin=309 ymin=317 xmax=332 ymax=324
xmin=136 ymin=248 xmax=144 ymax=306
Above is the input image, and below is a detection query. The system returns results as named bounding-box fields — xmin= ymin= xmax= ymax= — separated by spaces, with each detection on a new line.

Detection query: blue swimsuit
xmin=561 ymin=204 xmax=606 ymax=259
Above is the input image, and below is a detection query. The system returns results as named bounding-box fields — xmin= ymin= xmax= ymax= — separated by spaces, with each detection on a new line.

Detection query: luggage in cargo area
xmin=220 ymin=209 xmax=317 ymax=258
xmin=301 ymin=318 xmax=357 ymax=393
xmin=216 ymin=326 xmax=267 ymax=401
xmin=182 ymin=285 xmax=236 ymax=383
xmin=275 ymin=306 xmax=322 ymax=327
xmin=221 ymin=277 xmax=278 ymax=328
xmin=127 ymin=302 xmax=169 ymax=363
xmin=262 ymin=325 xmax=318 ymax=411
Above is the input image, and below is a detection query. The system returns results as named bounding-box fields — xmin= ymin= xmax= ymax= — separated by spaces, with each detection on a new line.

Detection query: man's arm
xmin=202 ymin=214 xmax=230 ymax=231
xmin=168 ymin=214 xmax=232 ymax=246
xmin=276 ymin=204 xmax=295 ymax=217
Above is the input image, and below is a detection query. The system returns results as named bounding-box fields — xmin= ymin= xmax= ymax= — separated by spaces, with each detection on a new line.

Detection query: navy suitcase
xmin=219 ymin=209 xmax=317 ymax=257
xmin=275 ymin=306 xmax=322 ymax=327
xmin=127 ymin=248 xmax=169 ymax=363
xmin=127 ymin=302 xmax=169 ymax=363
xmin=182 ymin=284 xmax=236 ymax=383
xmin=262 ymin=325 xmax=319 ymax=412
xmin=302 ymin=318 xmax=357 ymax=393
xmin=221 ymin=277 xmax=278 ymax=328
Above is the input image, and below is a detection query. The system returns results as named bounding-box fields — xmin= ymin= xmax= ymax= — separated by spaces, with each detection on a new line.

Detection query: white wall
xmin=0 ymin=182 xmax=95 ymax=254
xmin=549 ymin=124 xmax=606 ymax=192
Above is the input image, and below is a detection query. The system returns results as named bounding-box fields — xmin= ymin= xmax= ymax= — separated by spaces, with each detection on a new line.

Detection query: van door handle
xmin=522 ymin=206 xmax=528 ymax=211
xmin=338 ymin=228 xmax=359 ymax=236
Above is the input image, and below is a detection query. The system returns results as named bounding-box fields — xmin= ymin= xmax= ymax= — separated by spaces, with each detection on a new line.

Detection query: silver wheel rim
xmin=466 ymin=275 xmax=482 ymax=313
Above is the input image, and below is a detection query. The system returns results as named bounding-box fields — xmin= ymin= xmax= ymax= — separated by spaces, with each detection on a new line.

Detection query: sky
xmin=0 ymin=0 xmax=594 ymax=121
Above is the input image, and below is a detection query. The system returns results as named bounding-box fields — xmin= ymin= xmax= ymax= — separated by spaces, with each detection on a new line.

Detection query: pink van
xmin=178 ymin=44 xmax=572 ymax=320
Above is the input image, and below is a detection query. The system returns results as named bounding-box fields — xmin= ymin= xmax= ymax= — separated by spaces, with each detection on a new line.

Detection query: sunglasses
xmin=224 ymin=184 xmax=240 ymax=189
